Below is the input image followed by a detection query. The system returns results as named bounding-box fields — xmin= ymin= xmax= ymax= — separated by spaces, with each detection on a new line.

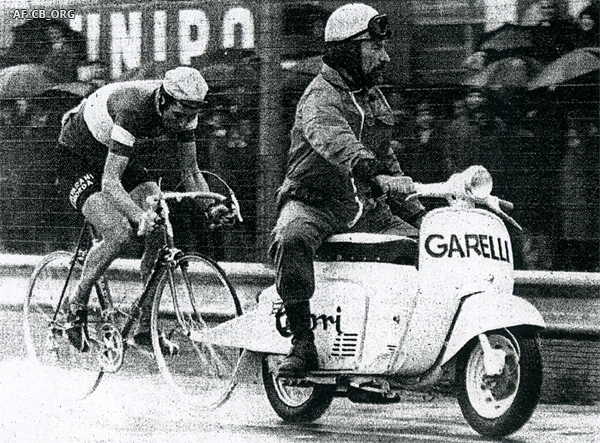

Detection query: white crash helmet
xmin=324 ymin=3 xmax=391 ymax=43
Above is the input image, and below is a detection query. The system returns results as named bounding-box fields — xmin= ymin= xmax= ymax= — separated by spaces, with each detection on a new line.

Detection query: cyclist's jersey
xmin=58 ymin=80 xmax=198 ymax=172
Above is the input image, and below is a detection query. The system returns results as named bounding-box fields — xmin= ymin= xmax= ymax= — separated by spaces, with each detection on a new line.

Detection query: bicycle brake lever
xmin=225 ymin=192 xmax=243 ymax=223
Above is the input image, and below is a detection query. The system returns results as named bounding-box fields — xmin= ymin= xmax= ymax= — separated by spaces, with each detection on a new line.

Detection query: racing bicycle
xmin=23 ymin=173 xmax=247 ymax=408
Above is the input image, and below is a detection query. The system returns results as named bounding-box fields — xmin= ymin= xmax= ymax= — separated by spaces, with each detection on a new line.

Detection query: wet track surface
xmin=1 ymin=308 xmax=599 ymax=443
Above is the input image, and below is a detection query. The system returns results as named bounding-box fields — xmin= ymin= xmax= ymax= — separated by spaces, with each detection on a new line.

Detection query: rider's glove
xmin=206 ymin=202 xmax=237 ymax=229
xmin=373 ymin=175 xmax=415 ymax=198
xmin=137 ymin=210 xmax=162 ymax=236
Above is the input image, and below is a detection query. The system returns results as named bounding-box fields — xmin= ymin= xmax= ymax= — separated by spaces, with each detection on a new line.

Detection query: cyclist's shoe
xmin=66 ymin=307 xmax=90 ymax=353
xmin=130 ymin=330 xmax=180 ymax=357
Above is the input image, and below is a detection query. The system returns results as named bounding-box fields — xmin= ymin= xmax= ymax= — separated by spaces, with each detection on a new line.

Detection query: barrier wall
xmin=0 ymin=254 xmax=598 ymax=404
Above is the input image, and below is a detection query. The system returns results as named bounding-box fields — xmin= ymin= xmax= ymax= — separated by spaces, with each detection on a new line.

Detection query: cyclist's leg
xmin=129 ymin=181 xmax=162 ymax=284
xmin=66 ymin=191 xmax=134 ymax=351
xmin=71 ymin=192 xmax=135 ymax=309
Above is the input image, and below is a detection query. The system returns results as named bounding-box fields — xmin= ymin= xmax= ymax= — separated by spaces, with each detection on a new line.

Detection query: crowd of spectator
xmin=394 ymin=0 xmax=599 ymax=271
xmin=0 ymin=2 xmax=598 ymax=271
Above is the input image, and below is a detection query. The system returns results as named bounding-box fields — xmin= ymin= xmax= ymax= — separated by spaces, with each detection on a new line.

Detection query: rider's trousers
xmin=270 ymin=199 xmax=417 ymax=304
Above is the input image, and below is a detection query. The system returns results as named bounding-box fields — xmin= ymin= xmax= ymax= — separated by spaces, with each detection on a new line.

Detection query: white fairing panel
xmin=390 ymin=208 xmax=514 ymax=375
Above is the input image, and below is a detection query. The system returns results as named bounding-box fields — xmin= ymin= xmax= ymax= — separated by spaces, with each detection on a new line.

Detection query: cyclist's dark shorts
xmin=53 ymin=145 xmax=100 ymax=212
xmin=56 ymin=143 xmax=153 ymax=213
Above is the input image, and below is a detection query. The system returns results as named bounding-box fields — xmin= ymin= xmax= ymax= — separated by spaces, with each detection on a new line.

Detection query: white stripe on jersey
xmin=82 ymin=80 xmax=162 ymax=146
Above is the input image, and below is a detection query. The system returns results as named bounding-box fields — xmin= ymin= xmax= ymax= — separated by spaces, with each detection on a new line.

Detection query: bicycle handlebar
xmin=140 ymin=190 xmax=243 ymax=236
xmin=147 ymin=191 xmax=227 ymax=204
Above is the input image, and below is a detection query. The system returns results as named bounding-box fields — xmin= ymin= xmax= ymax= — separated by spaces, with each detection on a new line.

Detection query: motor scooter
xmin=195 ymin=165 xmax=545 ymax=438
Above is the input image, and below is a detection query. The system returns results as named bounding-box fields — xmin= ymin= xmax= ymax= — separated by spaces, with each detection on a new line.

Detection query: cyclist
xmin=57 ymin=66 xmax=236 ymax=353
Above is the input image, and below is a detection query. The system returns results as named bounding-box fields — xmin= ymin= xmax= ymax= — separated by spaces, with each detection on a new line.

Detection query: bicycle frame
xmin=24 ymin=184 xmax=241 ymax=402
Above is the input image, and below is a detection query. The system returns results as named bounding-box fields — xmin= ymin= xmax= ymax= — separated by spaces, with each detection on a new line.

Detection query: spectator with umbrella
xmin=392 ymin=99 xmax=451 ymax=197
xmin=0 ymin=20 xmax=87 ymax=254
xmin=528 ymin=46 xmax=599 ymax=272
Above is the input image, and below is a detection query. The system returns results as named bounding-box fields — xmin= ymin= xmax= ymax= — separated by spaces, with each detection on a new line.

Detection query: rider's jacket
xmin=278 ymin=63 xmax=423 ymax=225
xmin=58 ymin=80 xmax=197 ymax=171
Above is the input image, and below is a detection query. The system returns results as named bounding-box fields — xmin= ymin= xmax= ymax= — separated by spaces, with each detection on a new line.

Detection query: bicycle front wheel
xmin=23 ymin=251 xmax=104 ymax=400
xmin=151 ymin=254 xmax=244 ymax=409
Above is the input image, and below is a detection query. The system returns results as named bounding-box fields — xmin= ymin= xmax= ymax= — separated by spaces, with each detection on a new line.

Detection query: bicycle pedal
xmin=126 ymin=337 xmax=155 ymax=357
xmin=101 ymin=309 xmax=116 ymax=324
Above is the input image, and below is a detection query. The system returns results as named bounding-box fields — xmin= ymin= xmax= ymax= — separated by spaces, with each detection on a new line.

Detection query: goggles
xmin=344 ymin=14 xmax=392 ymax=41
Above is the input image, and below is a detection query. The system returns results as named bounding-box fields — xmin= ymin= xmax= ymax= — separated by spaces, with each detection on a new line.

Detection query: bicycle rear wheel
xmin=23 ymin=251 xmax=104 ymax=400
xmin=151 ymin=254 xmax=245 ymax=409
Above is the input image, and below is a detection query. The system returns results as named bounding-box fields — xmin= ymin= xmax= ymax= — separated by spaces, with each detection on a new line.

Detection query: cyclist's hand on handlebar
xmin=137 ymin=210 xmax=162 ymax=236
xmin=207 ymin=202 xmax=237 ymax=229
xmin=374 ymin=175 xmax=415 ymax=198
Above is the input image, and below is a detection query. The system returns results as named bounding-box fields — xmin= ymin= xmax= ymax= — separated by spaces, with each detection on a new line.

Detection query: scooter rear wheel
xmin=456 ymin=328 xmax=542 ymax=438
xmin=262 ymin=356 xmax=335 ymax=423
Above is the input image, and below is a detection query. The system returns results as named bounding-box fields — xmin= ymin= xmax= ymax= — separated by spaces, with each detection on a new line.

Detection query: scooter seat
xmin=316 ymin=233 xmax=418 ymax=265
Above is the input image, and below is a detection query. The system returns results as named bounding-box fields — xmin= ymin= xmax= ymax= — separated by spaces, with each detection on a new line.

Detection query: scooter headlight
xmin=464 ymin=165 xmax=493 ymax=201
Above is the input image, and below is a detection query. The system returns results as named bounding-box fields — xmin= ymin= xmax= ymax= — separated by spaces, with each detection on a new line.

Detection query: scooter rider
xmin=270 ymin=3 xmax=425 ymax=378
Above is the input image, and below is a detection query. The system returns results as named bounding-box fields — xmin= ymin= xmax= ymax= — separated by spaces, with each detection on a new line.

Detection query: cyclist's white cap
xmin=163 ymin=66 xmax=209 ymax=103
xmin=324 ymin=3 xmax=380 ymax=42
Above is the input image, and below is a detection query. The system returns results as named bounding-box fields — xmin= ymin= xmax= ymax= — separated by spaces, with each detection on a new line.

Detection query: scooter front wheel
xmin=262 ymin=356 xmax=335 ymax=423
xmin=456 ymin=328 xmax=542 ymax=438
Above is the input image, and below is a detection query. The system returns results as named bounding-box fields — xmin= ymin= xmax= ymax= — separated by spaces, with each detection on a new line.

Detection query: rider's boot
xmin=277 ymin=301 xmax=318 ymax=378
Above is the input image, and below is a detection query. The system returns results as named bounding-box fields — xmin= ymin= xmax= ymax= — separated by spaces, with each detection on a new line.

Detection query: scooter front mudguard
xmin=440 ymin=291 xmax=545 ymax=366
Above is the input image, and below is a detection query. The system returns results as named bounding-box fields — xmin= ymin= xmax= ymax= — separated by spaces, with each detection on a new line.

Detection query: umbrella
xmin=0 ymin=63 xmax=61 ymax=100
xmin=478 ymin=23 xmax=533 ymax=53
xmin=462 ymin=56 xmax=544 ymax=89
xmin=528 ymin=47 xmax=600 ymax=90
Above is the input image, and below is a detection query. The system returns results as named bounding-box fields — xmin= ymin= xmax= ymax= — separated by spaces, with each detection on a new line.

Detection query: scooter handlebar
xmin=498 ymin=198 xmax=514 ymax=212
xmin=411 ymin=170 xmax=522 ymax=231
xmin=410 ymin=182 xmax=449 ymax=199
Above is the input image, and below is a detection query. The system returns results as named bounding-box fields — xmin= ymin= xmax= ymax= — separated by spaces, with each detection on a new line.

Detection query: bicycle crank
xmin=97 ymin=323 xmax=124 ymax=373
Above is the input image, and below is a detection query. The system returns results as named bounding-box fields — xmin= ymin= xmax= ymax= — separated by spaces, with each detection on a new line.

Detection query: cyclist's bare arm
xmin=101 ymin=152 xmax=147 ymax=223
xmin=177 ymin=140 xmax=211 ymax=210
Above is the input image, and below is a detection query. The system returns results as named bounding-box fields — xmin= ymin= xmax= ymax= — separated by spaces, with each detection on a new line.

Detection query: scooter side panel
xmin=440 ymin=292 xmax=546 ymax=365
xmin=312 ymin=262 xmax=418 ymax=371
xmin=251 ymin=274 xmax=373 ymax=370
